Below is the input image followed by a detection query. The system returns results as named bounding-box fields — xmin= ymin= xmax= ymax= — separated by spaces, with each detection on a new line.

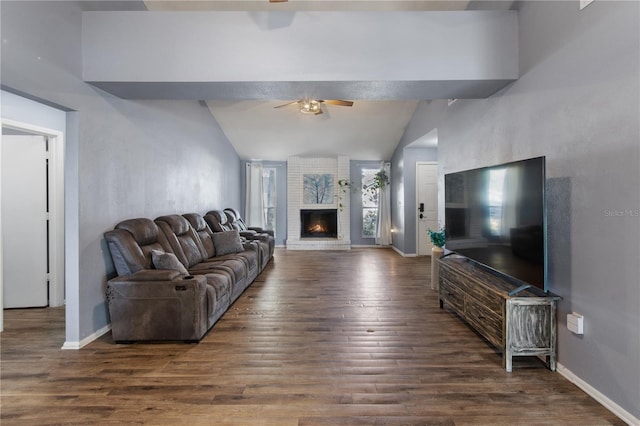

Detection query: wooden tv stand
xmin=438 ymin=256 xmax=559 ymax=372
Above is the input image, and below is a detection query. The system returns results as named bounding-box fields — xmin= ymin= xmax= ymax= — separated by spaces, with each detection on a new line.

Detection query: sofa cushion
xmin=183 ymin=213 xmax=217 ymax=258
xmin=151 ymin=249 xmax=188 ymax=275
xmin=183 ymin=213 xmax=208 ymax=232
xmin=155 ymin=215 xmax=208 ymax=268
xmin=156 ymin=214 xmax=190 ymax=236
xmin=116 ymin=218 xmax=159 ymax=246
xmin=211 ymin=230 xmax=244 ymax=256
xmin=106 ymin=219 xmax=173 ymax=275
xmin=205 ymin=210 xmax=234 ymax=232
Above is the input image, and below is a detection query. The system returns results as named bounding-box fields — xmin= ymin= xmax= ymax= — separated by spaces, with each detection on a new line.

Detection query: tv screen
xmin=444 ymin=157 xmax=546 ymax=291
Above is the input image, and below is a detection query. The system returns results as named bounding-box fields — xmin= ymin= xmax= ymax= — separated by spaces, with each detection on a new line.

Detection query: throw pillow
xmin=150 ymin=249 xmax=188 ymax=275
xmin=212 ymin=230 xmax=244 ymax=256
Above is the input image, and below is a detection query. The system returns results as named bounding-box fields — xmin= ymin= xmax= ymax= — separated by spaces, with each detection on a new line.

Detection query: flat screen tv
xmin=444 ymin=157 xmax=546 ymax=291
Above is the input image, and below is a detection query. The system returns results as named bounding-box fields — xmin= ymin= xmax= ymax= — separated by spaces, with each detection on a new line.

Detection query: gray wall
xmin=397 ymin=1 xmax=639 ymax=418
xmin=401 ymin=148 xmax=439 ymax=255
xmin=1 ymin=1 xmax=242 ymax=345
xmin=390 ymin=139 xmax=439 ymax=254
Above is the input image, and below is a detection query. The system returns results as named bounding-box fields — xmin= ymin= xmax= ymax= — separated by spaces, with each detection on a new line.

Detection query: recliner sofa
xmin=224 ymin=208 xmax=275 ymax=258
xmin=104 ymin=210 xmax=273 ymax=343
xmin=204 ymin=209 xmax=273 ymax=270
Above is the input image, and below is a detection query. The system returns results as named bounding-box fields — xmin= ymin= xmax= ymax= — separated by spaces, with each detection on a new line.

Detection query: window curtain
xmin=376 ymin=162 xmax=392 ymax=246
xmin=245 ymin=162 xmax=266 ymax=229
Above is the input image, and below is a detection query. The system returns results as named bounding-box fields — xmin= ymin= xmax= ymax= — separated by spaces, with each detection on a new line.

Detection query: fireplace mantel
xmin=286 ymin=156 xmax=351 ymax=250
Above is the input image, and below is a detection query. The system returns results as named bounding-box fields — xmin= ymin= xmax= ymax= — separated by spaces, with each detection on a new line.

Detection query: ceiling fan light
xmin=300 ymin=99 xmax=321 ymax=115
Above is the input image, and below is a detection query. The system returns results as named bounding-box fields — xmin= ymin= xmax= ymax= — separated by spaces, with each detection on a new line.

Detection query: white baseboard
xmin=556 ymin=362 xmax=639 ymax=426
xmin=391 ymin=245 xmax=417 ymax=257
xmin=61 ymin=323 xmax=111 ymax=350
xmin=351 ymin=244 xmax=388 ymax=248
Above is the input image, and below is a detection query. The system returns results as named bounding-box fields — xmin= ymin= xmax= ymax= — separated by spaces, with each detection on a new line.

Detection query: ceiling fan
xmin=274 ymin=99 xmax=354 ymax=115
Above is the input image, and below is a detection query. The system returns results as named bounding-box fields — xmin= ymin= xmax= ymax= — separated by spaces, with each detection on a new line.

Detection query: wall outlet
xmin=567 ymin=313 xmax=584 ymax=334
xmin=580 ymin=0 xmax=595 ymax=10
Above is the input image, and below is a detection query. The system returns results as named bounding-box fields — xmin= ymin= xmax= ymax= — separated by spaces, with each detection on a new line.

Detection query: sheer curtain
xmin=245 ymin=162 xmax=266 ymax=229
xmin=376 ymin=162 xmax=392 ymax=246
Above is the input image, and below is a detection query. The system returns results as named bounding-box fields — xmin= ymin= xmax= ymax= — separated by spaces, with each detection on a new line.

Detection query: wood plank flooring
xmin=1 ymin=248 xmax=624 ymax=425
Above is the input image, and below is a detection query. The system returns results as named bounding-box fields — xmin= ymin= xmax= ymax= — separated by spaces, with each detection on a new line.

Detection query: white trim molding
xmin=391 ymin=245 xmax=417 ymax=257
xmin=61 ymin=324 xmax=111 ymax=350
xmin=557 ymin=363 xmax=639 ymax=426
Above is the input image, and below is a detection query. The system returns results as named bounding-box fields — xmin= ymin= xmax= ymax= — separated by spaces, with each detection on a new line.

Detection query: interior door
xmin=1 ymin=135 xmax=49 ymax=308
xmin=417 ymin=163 xmax=439 ymax=256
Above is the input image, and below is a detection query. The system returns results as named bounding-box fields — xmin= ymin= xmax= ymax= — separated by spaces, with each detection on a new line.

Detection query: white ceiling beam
xmin=83 ymin=10 xmax=517 ymax=100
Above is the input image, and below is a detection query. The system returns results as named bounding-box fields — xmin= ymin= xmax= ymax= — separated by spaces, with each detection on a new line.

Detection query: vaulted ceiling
xmin=206 ymin=100 xmax=420 ymax=160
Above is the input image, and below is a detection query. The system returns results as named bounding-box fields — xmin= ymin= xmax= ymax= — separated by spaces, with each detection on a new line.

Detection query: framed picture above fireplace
xmin=303 ymin=174 xmax=334 ymax=204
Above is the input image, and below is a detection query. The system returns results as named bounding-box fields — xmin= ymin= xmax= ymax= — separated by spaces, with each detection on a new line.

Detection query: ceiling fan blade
xmin=274 ymin=101 xmax=300 ymax=109
xmin=269 ymin=0 xmax=288 ymax=3
xmin=321 ymin=100 xmax=354 ymax=107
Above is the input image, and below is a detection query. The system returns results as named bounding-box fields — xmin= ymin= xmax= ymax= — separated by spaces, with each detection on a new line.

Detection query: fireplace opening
xmin=300 ymin=209 xmax=338 ymax=238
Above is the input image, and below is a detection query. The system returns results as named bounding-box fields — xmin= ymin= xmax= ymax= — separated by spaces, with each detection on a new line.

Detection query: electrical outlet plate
xmin=567 ymin=313 xmax=584 ymax=334
xmin=580 ymin=0 xmax=595 ymax=10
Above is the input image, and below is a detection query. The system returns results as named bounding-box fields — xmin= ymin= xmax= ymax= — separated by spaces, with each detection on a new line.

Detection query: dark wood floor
xmin=1 ymin=248 xmax=623 ymax=425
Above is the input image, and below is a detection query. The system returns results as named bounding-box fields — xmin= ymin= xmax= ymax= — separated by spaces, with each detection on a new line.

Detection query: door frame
xmin=1 ymin=118 xmax=65 ymax=330
xmin=415 ymin=161 xmax=439 ymax=256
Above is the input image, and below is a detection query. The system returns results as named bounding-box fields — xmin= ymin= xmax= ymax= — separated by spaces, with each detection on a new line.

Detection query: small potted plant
xmin=427 ymin=227 xmax=446 ymax=291
xmin=427 ymin=227 xmax=446 ymax=250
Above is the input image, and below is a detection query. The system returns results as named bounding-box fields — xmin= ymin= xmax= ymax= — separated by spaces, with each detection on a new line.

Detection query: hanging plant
xmin=336 ymin=179 xmax=352 ymax=212
xmin=363 ymin=170 xmax=390 ymax=195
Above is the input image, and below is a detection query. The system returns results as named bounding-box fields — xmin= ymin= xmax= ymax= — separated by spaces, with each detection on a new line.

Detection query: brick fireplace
xmin=286 ymin=156 xmax=351 ymax=250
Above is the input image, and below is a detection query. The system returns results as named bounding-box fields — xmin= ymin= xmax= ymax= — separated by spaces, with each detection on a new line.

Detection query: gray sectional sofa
xmin=104 ymin=211 xmax=274 ymax=343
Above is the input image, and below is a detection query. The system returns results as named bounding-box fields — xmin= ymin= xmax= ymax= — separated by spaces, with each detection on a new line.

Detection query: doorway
xmin=1 ymin=119 xmax=65 ymax=330
xmin=416 ymin=162 xmax=439 ymax=256
xmin=2 ymin=133 xmax=49 ymax=307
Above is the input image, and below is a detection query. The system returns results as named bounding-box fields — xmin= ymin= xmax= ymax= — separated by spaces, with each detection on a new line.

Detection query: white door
xmin=417 ymin=163 xmax=439 ymax=256
xmin=1 ymin=135 xmax=49 ymax=308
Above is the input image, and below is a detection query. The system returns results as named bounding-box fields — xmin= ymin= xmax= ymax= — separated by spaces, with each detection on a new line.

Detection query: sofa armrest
xmin=106 ymin=273 xmax=208 ymax=342
xmin=242 ymin=241 xmax=258 ymax=252
xmin=240 ymin=233 xmax=270 ymax=243
xmin=248 ymin=227 xmax=274 ymax=237
xmin=126 ymin=269 xmax=183 ymax=281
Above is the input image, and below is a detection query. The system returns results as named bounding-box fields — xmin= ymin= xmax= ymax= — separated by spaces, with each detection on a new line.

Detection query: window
xmin=262 ymin=167 xmax=277 ymax=236
xmin=361 ymin=168 xmax=379 ymax=238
